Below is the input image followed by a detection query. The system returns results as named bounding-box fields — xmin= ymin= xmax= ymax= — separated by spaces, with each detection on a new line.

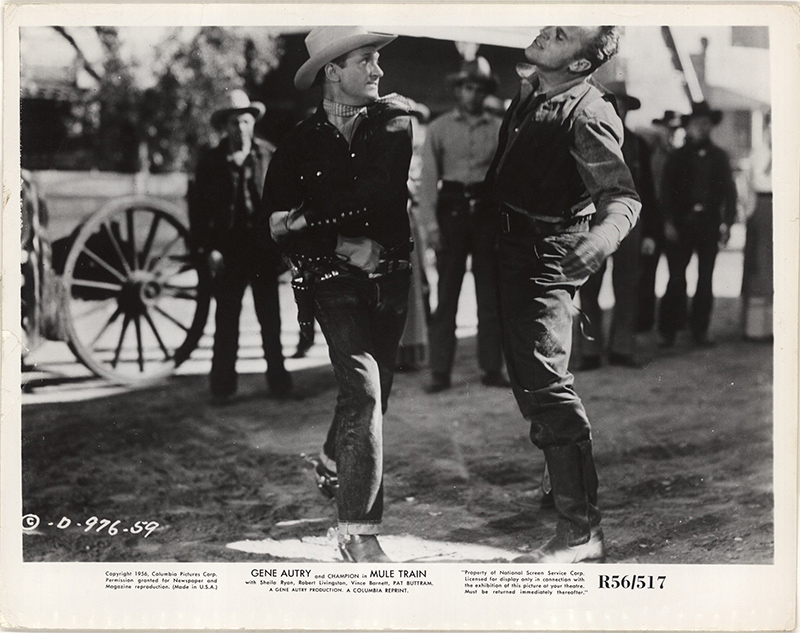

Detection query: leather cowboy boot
xmin=514 ymin=441 xmax=605 ymax=563
xmin=338 ymin=534 xmax=391 ymax=563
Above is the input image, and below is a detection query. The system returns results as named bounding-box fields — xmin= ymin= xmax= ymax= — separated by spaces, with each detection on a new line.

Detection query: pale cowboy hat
xmin=294 ymin=26 xmax=397 ymax=91
xmin=446 ymin=56 xmax=499 ymax=94
xmin=210 ymin=89 xmax=266 ymax=129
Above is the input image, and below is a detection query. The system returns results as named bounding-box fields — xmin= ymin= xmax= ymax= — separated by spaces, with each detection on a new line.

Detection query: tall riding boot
xmin=514 ymin=441 xmax=605 ymax=563
xmin=579 ymin=440 xmax=602 ymax=528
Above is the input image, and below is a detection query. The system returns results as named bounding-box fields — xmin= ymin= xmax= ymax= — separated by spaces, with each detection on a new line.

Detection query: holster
xmin=286 ymin=256 xmax=319 ymax=343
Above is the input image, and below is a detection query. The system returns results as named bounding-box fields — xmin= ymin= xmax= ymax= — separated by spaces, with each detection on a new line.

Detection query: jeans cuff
xmin=338 ymin=521 xmax=381 ymax=536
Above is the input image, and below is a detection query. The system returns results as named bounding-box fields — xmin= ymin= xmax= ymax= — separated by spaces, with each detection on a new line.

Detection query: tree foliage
xmin=64 ymin=27 xmax=283 ymax=173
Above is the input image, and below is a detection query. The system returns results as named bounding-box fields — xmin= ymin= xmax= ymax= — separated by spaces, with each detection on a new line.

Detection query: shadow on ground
xmin=21 ymin=297 xmax=774 ymax=563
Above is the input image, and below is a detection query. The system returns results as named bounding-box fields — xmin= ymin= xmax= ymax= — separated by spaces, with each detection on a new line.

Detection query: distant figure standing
xmin=418 ymin=57 xmax=508 ymax=393
xmin=658 ymin=102 xmax=737 ymax=347
xmin=189 ymin=89 xmax=292 ymax=403
xmin=639 ymin=110 xmax=684 ymax=332
xmin=397 ymin=100 xmax=433 ymax=371
xmin=741 ymin=112 xmax=773 ymax=341
xmin=574 ymin=84 xmax=657 ymax=370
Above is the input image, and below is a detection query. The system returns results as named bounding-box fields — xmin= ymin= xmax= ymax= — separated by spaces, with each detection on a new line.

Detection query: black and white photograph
xmin=2 ymin=3 xmax=797 ymax=631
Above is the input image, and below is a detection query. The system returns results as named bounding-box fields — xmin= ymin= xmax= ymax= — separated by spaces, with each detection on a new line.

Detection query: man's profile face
xmin=225 ymin=112 xmax=256 ymax=150
xmin=332 ymin=46 xmax=383 ymax=106
xmin=456 ymin=80 xmax=488 ymax=115
xmin=524 ymin=26 xmax=597 ymax=73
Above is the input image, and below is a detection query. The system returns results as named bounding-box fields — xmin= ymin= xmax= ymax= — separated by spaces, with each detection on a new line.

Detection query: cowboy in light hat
xmin=419 ymin=53 xmax=508 ymax=395
xmin=658 ymin=99 xmax=737 ymax=348
xmin=261 ymin=26 xmax=414 ymax=562
xmin=189 ymin=88 xmax=293 ymax=403
xmin=210 ymin=88 xmax=266 ymax=129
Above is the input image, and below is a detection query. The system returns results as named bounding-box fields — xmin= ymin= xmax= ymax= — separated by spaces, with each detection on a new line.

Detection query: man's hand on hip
xmin=560 ymin=229 xmax=616 ymax=279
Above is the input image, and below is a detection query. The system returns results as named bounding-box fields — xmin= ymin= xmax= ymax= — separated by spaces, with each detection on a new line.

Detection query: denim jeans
xmin=313 ymin=269 xmax=410 ymax=534
xmin=498 ymin=228 xmax=592 ymax=448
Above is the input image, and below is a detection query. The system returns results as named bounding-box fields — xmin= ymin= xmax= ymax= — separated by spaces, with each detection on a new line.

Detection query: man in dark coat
xmin=262 ymin=26 xmax=413 ymax=562
xmin=190 ymin=89 xmax=292 ymax=402
xmin=658 ymin=101 xmax=737 ymax=347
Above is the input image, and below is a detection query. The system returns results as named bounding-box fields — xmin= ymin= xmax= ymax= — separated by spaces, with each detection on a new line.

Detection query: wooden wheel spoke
xmin=81 ymin=246 xmax=127 ymax=282
xmin=72 ymin=297 xmax=116 ymax=321
xmin=89 ymin=305 xmax=122 ymax=349
xmin=133 ymin=314 xmax=145 ymax=372
xmin=71 ymin=279 xmax=124 ymax=293
xmin=153 ymin=304 xmax=190 ymax=332
xmin=146 ymin=234 xmax=182 ymax=272
xmin=102 ymin=221 xmax=132 ymax=274
xmin=142 ymin=310 xmax=172 ymax=361
xmin=160 ymin=284 xmax=199 ymax=301
xmin=127 ymin=208 xmax=137 ymax=271
xmin=138 ymin=213 xmax=162 ymax=269
xmin=111 ymin=313 xmax=132 ymax=369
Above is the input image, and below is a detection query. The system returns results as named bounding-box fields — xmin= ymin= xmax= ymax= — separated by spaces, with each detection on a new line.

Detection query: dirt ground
xmin=20 ymin=295 xmax=773 ymax=564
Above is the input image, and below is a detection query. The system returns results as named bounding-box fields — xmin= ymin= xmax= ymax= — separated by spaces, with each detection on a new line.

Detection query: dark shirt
xmin=486 ymin=74 xmax=640 ymax=230
xmin=190 ymin=137 xmax=274 ymax=258
xmin=259 ymin=98 xmax=414 ymax=265
xmin=662 ymin=139 xmax=737 ymax=226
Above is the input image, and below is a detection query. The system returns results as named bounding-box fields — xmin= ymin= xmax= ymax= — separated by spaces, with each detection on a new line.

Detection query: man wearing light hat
xmin=190 ymin=89 xmax=293 ymax=402
xmin=419 ymin=56 xmax=509 ymax=394
xmin=261 ymin=26 xmax=413 ymax=562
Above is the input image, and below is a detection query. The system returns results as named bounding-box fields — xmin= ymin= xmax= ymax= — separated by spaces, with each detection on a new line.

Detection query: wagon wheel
xmin=61 ymin=196 xmax=211 ymax=385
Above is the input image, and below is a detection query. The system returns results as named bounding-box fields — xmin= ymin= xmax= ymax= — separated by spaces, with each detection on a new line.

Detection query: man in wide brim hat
xmin=445 ymin=56 xmax=499 ymax=94
xmin=210 ymin=88 xmax=266 ymax=129
xmin=652 ymin=109 xmax=684 ymax=128
xmin=681 ymin=101 xmax=723 ymax=126
xmin=294 ymin=25 xmax=397 ymax=91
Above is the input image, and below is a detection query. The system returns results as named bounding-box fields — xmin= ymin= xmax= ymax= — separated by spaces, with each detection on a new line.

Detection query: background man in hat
xmin=574 ymin=83 xmax=657 ymax=370
xmin=261 ymin=26 xmax=413 ymax=562
xmin=486 ymin=26 xmax=641 ymax=563
xmin=657 ymin=101 xmax=737 ymax=347
xmin=638 ymin=110 xmax=685 ymax=332
xmin=189 ymin=89 xmax=293 ymax=402
xmin=418 ymin=56 xmax=508 ymax=393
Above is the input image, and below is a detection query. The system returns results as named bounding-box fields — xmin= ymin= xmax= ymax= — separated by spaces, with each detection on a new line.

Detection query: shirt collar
xmin=516 ymin=64 xmax=591 ymax=104
xmin=323 ymin=98 xmax=369 ymax=119
xmin=453 ymin=108 xmax=492 ymax=124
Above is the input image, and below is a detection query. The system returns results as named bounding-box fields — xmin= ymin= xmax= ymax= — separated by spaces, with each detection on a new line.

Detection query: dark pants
xmin=429 ymin=195 xmax=503 ymax=378
xmin=314 ymin=269 xmax=410 ymax=534
xmin=209 ymin=254 xmax=288 ymax=396
xmin=658 ymin=214 xmax=720 ymax=338
xmin=498 ymin=227 xmax=592 ymax=449
xmin=637 ymin=246 xmax=662 ymax=332
xmin=577 ymin=223 xmax=641 ymax=357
